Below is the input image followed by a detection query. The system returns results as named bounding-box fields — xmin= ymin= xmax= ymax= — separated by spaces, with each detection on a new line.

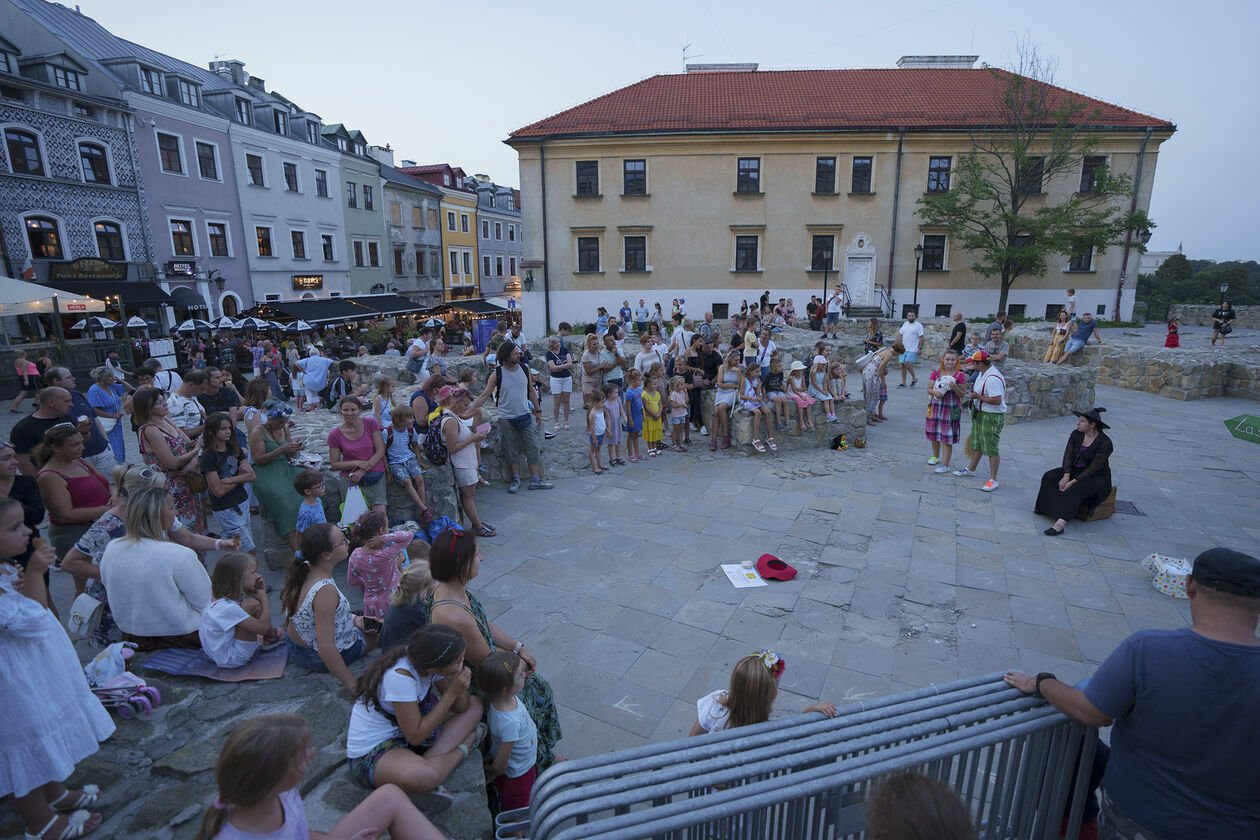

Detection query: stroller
xmin=85 ymin=642 xmax=162 ymax=719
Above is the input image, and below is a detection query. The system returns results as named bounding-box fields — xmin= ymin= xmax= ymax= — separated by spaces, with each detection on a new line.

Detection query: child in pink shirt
xmin=347 ymin=510 xmax=414 ymax=621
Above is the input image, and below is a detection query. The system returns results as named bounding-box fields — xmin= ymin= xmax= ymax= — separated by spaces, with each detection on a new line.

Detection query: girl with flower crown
xmin=689 ymin=651 xmax=837 ymax=735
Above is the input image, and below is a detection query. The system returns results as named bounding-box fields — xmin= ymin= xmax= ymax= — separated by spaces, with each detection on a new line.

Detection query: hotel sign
xmin=292 ymin=274 xmax=324 ymax=291
xmin=166 ymin=261 xmax=197 ymax=276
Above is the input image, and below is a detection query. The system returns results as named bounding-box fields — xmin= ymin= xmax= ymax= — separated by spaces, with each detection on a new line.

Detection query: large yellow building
xmin=506 ymin=59 xmax=1174 ymax=336
xmin=437 ymin=187 xmax=479 ymax=301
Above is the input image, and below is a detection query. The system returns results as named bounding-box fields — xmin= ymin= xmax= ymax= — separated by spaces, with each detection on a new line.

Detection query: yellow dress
xmin=1044 ymin=325 xmax=1069 ymax=363
xmin=642 ymin=390 xmax=664 ymax=443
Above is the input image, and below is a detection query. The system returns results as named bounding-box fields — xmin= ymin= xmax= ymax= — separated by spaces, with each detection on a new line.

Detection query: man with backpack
xmin=469 ymin=343 xmax=553 ymax=493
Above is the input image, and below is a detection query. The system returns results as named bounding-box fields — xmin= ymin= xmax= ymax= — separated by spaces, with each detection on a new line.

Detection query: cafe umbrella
xmin=235 ymin=316 xmax=272 ymax=331
xmin=283 ymin=320 xmax=314 ymax=333
xmin=210 ymin=316 xmax=238 ymax=330
xmin=70 ymin=316 xmax=119 ymax=331
xmin=175 ymin=318 xmax=214 ymax=332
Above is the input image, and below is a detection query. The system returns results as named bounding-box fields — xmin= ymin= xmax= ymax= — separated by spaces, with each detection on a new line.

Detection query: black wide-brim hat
xmin=1072 ymin=407 xmax=1110 ymax=430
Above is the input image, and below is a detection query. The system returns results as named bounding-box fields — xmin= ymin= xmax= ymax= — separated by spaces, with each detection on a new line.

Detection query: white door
xmin=843 ymin=234 xmax=877 ymax=306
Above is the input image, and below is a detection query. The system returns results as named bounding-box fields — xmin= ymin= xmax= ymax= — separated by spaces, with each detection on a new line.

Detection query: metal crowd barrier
xmin=495 ymin=672 xmax=1098 ymax=840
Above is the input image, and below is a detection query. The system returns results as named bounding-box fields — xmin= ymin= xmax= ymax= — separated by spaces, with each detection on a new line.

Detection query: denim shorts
xmin=388 ymin=457 xmax=424 ymax=482
xmin=212 ymin=505 xmax=256 ymax=552
xmin=826 ymin=313 xmax=840 ymax=324
xmin=590 ymin=433 xmax=605 ymax=447
xmin=1064 ymin=338 xmax=1086 ymax=354
xmin=287 ymin=631 xmax=365 ymax=672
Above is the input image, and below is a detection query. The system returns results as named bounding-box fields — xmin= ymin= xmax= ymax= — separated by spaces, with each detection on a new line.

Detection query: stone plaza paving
xmin=4 ymin=375 xmax=1259 ymax=835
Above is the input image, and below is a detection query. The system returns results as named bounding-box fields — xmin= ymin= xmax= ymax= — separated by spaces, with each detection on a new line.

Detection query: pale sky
xmin=78 ymin=0 xmax=1260 ymax=261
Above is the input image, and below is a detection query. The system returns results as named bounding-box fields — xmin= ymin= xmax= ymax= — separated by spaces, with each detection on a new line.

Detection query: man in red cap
xmin=1005 ymin=548 xmax=1260 ymax=839
xmin=953 ymin=349 xmax=1006 ymax=492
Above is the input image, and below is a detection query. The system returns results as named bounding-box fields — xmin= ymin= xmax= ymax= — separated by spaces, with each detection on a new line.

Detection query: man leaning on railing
xmin=1006 ymin=548 xmax=1260 ymax=840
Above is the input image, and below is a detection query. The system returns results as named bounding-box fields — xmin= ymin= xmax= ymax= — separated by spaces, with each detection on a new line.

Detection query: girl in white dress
xmin=688 ymin=651 xmax=836 ymax=735
xmin=0 ymin=497 xmax=115 ymax=840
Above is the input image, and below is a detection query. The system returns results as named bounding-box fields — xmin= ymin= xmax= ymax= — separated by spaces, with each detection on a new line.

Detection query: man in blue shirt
xmin=634 ymin=299 xmax=649 ymax=334
xmin=44 ymin=367 xmax=114 ymax=474
xmin=619 ymin=300 xmax=633 ymax=328
xmin=1056 ymin=312 xmax=1105 ymax=365
xmin=1006 ymin=548 xmax=1260 ymax=839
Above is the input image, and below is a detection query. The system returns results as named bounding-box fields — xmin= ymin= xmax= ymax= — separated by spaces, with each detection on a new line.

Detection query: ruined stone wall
xmin=1168 ymin=304 xmax=1257 ymax=328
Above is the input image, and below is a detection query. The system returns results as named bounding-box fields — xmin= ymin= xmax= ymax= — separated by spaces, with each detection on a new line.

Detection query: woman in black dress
xmin=1035 ymin=408 xmax=1113 ymax=536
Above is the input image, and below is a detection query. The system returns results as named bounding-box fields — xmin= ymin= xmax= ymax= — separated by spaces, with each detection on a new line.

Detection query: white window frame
xmin=352 ymin=239 xmax=365 ymax=268
xmin=367 ymin=240 xmax=380 ymax=268
xmin=273 ymin=110 xmax=288 ymax=136
xmin=494 ymin=222 xmax=502 ymax=240
xmin=244 ymin=151 xmax=267 ymax=187
xmin=1067 ymin=244 xmax=1095 ymax=273
xmin=290 ymin=229 xmax=308 ymax=260
xmin=495 ymin=256 xmax=504 ymax=276
xmin=153 ymin=127 xmax=186 ymax=177
xmin=90 ymin=216 xmax=128 ymax=262
xmin=205 ymin=219 xmax=233 ymax=258
xmin=282 ymin=160 xmax=301 ymax=193
xmin=139 ymin=67 xmax=162 ymax=96
xmin=320 ymin=233 xmax=336 ymax=262
xmin=74 ymin=137 xmax=112 ymax=185
xmin=448 ymin=248 xmax=460 ymax=282
xmin=306 ymin=121 xmax=318 ymax=144
xmin=255 ymin=224 xmax=275 ymax=258
xmin=52 ymin=66 xmax=82 ymax=92
xmin=167 ymin=215 xmax=199 ymax=259
xmin=732 ymin=232 xmax=762 ymax=272
xmin=446 ymin=211 xmax=456 ymax=231
xmin=20 ymin=211 xmax=67 ymax=260
xmin=460 ymin=213 xmax=470 ymax=234
xmin=575 ymin=234 xmax=603 ymax=273
xmin=217 ymin=291 xmax=244 ymax=315
xmin=621 ymin=233 xmax=651 ymax=272
xmin=234 ymin=98 xmax=251 ymax=125
xmin=919 ymin=232 xmax=949 ymax=271
xmin=509 ymin=257 xmax=517 ymax=276
xmin=850 ymin=154 xmax=876 ymax=194
xmin=462 ymin=250 xmax=471 ymax=277
xmin=177 ymin=79 xmax=199 ymax=107
xmin=508 ymin=224 xmax=516 ymax=242
xmin=314 ymin=168 xmax=329 ymax=198
xmin=482 ymin=220 xmax=490 ymax=239
xmin=193 ymin=138 xmax=221 ymax=182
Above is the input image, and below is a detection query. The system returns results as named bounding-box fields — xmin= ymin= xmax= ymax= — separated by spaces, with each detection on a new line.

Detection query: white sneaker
xmin=980 ymin=480 xmax=999 ymax=492
xmin=933 ymin=465 xmax=951 ymax=474
xmin=953 ymin=467 xmax=974 ymax=477
xmin=701 ymin=425 xmax=709 ymax=436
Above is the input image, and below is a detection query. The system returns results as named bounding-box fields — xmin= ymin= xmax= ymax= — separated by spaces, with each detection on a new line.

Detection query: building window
xmin=577 ymin=237 xmax=600 ymax=272
xmin=508 ymin=225 xmax=516 ymax=242
xmin=94 ymin=221 xmax=124 ymax=261
xmin=509 ymin=257 xmax=516 ymax=275
xmin=273 ymin=110 xmax=287 ymax=135
xmin=352 ymin=241 xmax=364 ymax=267
xmin=314 ymin=169 xmax=328 ymax=197
xmin=460 ymin=213 xmax=469 ymax=233
xmin=245 ymin=153 xmax=264 ymax=186
xmin=462 ymin=251 xmax=471 ymax=276
xmin=363 ymin=185 xmax=374 ymax=211
xmin=935 ymin=304 xmax=953 ymax=317
xmin=575 ymin=160 xmax=599 ymax=196
xmin=736 ymin=158 xmax=761 ymax=193
xmin=196 ymin=141 xmax=218 ymax=180
xmin=495 ymin=257 xmax=503 ymax=276
xmin=411 ymin=205 xmax=424 ymax=228
xmin=367 ymin=242 xmax=380 ymax=267
xmin=624 ymin=235 xmax=646 ymax=271
xmin=393 ymin=249 xmax=405 ymax=275
xmin=483 ymin=255 xmax=492 ymax=277
xmin=448 ymin=250 xmax=459 ymax=278
xmin=25 ymin=217 xmax=62 ymax=259
xmin=73 ymin=103 xmax=92 ymax=119
xmin=416 ymin=250 xmax=425 ymax=274
xmin=291 ymin=230 xmax=306 ymax=259
xmin=306 ymin=122 xmax=318 ymax=144
xmin=446 ymin=211 xmax=456 ymax=231
xmin=234 ymin=98 xmax=251 ymax=125
xmin=505 ymin=194 xmax=514 ymax=210
xmin=1080 ymin=156 xmax=1105 ymax=194
xmin=140 ymin=68 xmax=161 ymax=95
xmin=623 ymin=159 xmax=646 ymax=195
xmin=177 ymin=79 xmax=198 ymax=107
xmin=852 ymin=156 xmax=873 ymax=193
xmin=811 ymin=235 xmax=834 ymax=271
xmin=1017 ymin=156 xmax=1044 ymax=194
xmin=494 ymin=222 xmax=502 ymax=240
xmin=927 ymin=156 xmax=951 ymax=193
xmin=208 ymin=222 xmax=229 ymax=257
xmin=815 ymin=157 xmax=836 ymax=194
xmin=921 ymin=234 xmax=946 ymax=270
xmin=53 ymin=66 xmax=82 ymax=91
xmin=283 ymin=161 xmax=299 ymax=192
xmin=79 ymin=143 xmax=109 ymax=184
xmin=321 ymin=234 xmax=335 ymax=261
xmin=429 ymin=208 xmax=439 ymax=228
xmin=255 ymin=226 xmax=273 ymax=257
xmin=734 ymin=235 xmax=759 ymax=270
xmin=1069 ymin=242 xmax=1093 ymax=272
xmin=390 ymin=202 xmax=402 ymax=226
xmin=170 ymin=219 xmax=195 ymax=256
xmin=157 ymin=132 xmax=185 ymax=174
xmin=488 ymin=194 xmax=496 ymax=208
xmin=481 ymin=220 xmax=490 ymax=239
xmin=346 ymin=182 xmax=357 ymax=208
xmin=4 ymin=129 xmax=42 ymax=175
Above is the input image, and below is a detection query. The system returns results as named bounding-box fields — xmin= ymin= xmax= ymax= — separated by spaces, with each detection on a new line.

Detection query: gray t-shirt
xmin=496 ymin=363 xmax=531 ymax=418
xmin=982 ymin=339 xmax=1010 ymax=363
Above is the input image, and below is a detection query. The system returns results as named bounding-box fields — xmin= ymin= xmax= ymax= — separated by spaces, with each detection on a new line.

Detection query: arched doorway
xmin=218 ymin=292 xmax=241 ymax=318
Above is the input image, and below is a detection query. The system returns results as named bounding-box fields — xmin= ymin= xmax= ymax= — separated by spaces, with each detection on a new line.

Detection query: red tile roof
xmin=508 ymin=69 xmax=1173 ymax=139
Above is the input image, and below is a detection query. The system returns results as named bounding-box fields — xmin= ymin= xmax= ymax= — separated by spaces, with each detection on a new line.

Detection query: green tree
xmin=1137 ymin=252 xmax=1192 ymax=300
xmin=916 ymin=44 xmax=1153 ymax=315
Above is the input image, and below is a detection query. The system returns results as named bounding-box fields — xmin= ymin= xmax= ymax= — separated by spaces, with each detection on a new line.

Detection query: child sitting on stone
xmin=293 ymin=471 xmax=327 ymax=534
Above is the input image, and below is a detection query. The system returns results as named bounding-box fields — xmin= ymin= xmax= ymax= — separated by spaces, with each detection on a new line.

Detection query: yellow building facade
xmin=438 ymin=187 xmax=479 ymax=301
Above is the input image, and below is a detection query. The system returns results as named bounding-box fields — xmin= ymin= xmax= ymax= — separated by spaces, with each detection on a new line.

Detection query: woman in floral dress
xmin=133 ymin=387 xmax=205 ymax=537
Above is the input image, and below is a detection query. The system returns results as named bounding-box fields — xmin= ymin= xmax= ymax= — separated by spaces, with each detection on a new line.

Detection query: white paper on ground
xmin=721 ymin=564 xmax=767 ymax=588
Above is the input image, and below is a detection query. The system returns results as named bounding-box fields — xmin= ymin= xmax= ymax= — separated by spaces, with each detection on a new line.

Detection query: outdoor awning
xmin=343 ymin=294 xmax=429 ymax=316
xmin=258 ymin=298 xmax=376 ymax=324
xmin=432 ymin=298 xmax=509 ymax=317
xmin=167 ymin=285 xmax=208 ymax=311
xmin=49 ymin=279 xmax=172 ymax=307
xmin=0 ymin=275 xmax=107 ymax=315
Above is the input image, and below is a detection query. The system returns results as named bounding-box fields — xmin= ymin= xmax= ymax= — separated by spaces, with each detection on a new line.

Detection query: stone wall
xmin=1169 ymin=304 xmax=1257 ymax=328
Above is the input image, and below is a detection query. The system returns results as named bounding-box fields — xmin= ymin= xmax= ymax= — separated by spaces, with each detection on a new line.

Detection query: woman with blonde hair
xmin=379 ymin=560 xmax=436 ymax=649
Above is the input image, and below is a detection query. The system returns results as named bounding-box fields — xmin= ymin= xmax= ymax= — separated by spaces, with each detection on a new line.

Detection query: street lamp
xmin=819 ymin=243 xmax=834 ymax=317
xmin=1138 ymin=227 xmax=1152 ymax=246
xmin=912 ymin=243 xmax=924 ymax=312
xmin=208 ymin=269 xmax=225 ymax=292
xmin=1220 ymin=280 xmax=1229 ymax=305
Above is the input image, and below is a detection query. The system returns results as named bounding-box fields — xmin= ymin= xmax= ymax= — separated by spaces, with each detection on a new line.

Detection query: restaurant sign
xmin=292 ymin=274 xmax=323 ymax=291
xmin=48 ymin=257 xmax=127 ymax=281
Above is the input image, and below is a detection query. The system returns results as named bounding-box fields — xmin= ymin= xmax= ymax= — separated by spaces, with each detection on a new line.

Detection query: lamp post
xmin=912 ymin=243 xmax=924 ymax=314
xmin=1219 ymin=280 xmax=1229 ymax=306
xmin=819 ymin=243 xmax=834 ymax=318
xmin=116 ymin=294 xmax=130 ymax=343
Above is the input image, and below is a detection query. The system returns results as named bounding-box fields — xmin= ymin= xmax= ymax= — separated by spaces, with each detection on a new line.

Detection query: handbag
xmin=186 ymin=471 xmax=208 ymax=494
xmin=340 ymin=484 xmax=369 ymax=527
xmin=97 ymin=416 xmax=118 ymax=434
xmin=67 ymin=592 xmax=105 ymax=640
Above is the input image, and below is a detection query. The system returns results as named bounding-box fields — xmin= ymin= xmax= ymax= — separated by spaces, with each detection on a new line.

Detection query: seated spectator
xmin=379 ymin=561 xmax=436 ymax=649
xmin=100 ymin=486 xmax=212 ymax=651
xmin=0 ymin=441 xmax=43 ymax=573
xmin=200 ymin=552 xmax=283 ymax=669
xmin=1035 ymin=408 xmax=1113 ymax=536
xmin=981 ymin=327 xmax=1010 ymax=365
xmin=34 ymin=424 xmax=111 ymax=580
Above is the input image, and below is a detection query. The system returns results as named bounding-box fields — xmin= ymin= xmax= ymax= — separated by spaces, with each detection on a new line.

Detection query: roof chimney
xmin=368 ymin=145 xmax=394 ymax=167
xmin=208 ymin=59 xmax=248 ymax=85
xmin=401 ymin=159 xmax=416 ymax=167
xmin=896 ymin=55 xmax=979 ymax=69
xmin=246 ymin=75 xmax=266 ymax=91
xmin=685 ymin=63 xmax=758 ymax=73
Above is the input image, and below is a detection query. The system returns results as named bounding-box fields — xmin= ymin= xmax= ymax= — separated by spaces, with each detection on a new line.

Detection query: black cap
xmin=1191 ymin=548 xmax=1260 ymax=597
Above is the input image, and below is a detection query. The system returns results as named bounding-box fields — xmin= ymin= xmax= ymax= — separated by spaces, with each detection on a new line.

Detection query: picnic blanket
xmin=139 ymin=644 xmax=288 ymax=682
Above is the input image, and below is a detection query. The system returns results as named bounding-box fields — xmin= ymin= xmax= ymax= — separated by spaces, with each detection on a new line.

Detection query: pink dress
xmin=348 ymin=532 xmax=415 ymax=619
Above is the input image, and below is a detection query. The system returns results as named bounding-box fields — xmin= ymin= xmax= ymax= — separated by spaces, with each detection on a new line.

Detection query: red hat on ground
xmin=756 ymin=554 xmax=797 ymax=581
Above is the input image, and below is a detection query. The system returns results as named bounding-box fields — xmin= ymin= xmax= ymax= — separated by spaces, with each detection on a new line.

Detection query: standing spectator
xmin=1005 ymin=547 xmax=1260 ymax=840
xmin=753 ymin=329 xmax=776 ymax=377
xmin=505 ymin=322 xmax=530 ymax=365
xmin=104 ymin=347 xmax=132 ymax=387
xmin=982 ymin=326 xmax=1011 ymax=365
xmin=1045 ymin=310 xmax=1072 ymax=363
xmin=862 ymin=318 xmax=884 ymax=352
xmin=201 ymin=412 xmax=257 ymax=555
xmin=824 ymin=290 xmax=844 ymax=337
xmin=438 ymin=385 xmax=494 ymax=537
xmin=634 ymin=299 xmax=649 ymax=334
xmin=9 ymin=350 xmax=40 ymax=414
xmin=198 ymin=367 xmax=244 ymax=426
xmin=87 ymin=366 xmax=131 ymax=465
xmin=546 ymin=336 xmax=574 ymax=432
xmin=650 ymin=302 xmax=664 ymax=330
xmin=10 ymin=386 xmax=75 ymax=474
xmin=595 ymin=307 xmax=609 ymax=336
xmin=249 ymin=339 xmax=264 ymax=378
xmin=1065 ymin=287 xmax=1077 ymax=318
xmin=259 ymin=340 xmax=283 ymax=398
xmin=954 ymin=349 xmax=1006 ymax=492
xmin=897 ymin=310 xmax=925 ymax=387
xmin=166 ymin=369 xmax=209 ymax=441
xmin=1055 ymin=312 xmax=1105 ymax=365
xmin=947 ymin=311 xmax=967 ymax=354
xmin=985 ymin=311 xmax=1007 ymax=341
xmin=293 ymin=346 xmax=336 ymax=410
xmin=1164 ymin=316 xmax=1181 ymax=348
xmin=42 ymin=368 xmax=115 ymax=476
xmin=1211 ymin=300 xmax=1235 ymax=346
xmin=806 ymin=295 xmax=821 ymax=331
xmin=471 ymin=344 xmax=553 ymax=493
xmin=134 ymin=386 xmax=206 ymax=536
xmin=599 ymin=332 xmax=627 ymax=394
xmin=925 ymin=350 xmax=967 ymax=474
xmin=579 ymin=333 xmax=602 ymax=412
xmin=618 ymin=300 xmax=633 ymax=327
xmin=483 ymin=321 xmax=508 ymax=365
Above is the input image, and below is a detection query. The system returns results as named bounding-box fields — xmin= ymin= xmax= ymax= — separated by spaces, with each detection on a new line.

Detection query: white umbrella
xmin=71 ymin=316 xmax=118 ymax=330
xmin=210 ymin=316 xmax=238 ymax=329
xmin=175 ymin=318 xmax=214 ymax=332
xmin=235 ymin=316 xmax=271 ymax=330
xmin=126 ymin=315 xmax=148 ymax=328
xmin=268 ymin=321 xmax=287 ymax=330
xmin=283 ymin=320 xmax=314 ymax=333
xmin=421 ymin=317 xmax=446 ymax=328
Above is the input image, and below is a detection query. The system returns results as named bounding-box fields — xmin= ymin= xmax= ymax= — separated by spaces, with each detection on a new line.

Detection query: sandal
xmin=752 ymin=439 xmax=766 ymax=453
xmin=672 ymin=445 xmax=686 ymax=453
xmin=50 ymin=787 xmax=100 ymax=813
xmin=766 ymin=437 xmax=778 ymax=452
xmin=721 ymin=435 xmax=731 ymax=449
xmin=709 ymin=438 xmax=717 ymax=451
xmin=418 ymin=507 xmax=436 ymax=527
xmin=477 ymin=476 xmax=491 ymax=487
xmin=648 ymin=449 xmax=659 ymax=457
xmin=592 ymin=466 xmax=605 ymax=474
xmin=613 ymin=459 xmax=627 ymax=466
xmin=475 ymin=524 xmax=497 ymax=538
xmin=25 ymin=811 xmax=99 ymax=840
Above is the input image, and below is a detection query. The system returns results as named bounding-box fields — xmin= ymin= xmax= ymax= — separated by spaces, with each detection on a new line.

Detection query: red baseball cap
xmin=756 ymin=554 xmax=797 ymax=581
